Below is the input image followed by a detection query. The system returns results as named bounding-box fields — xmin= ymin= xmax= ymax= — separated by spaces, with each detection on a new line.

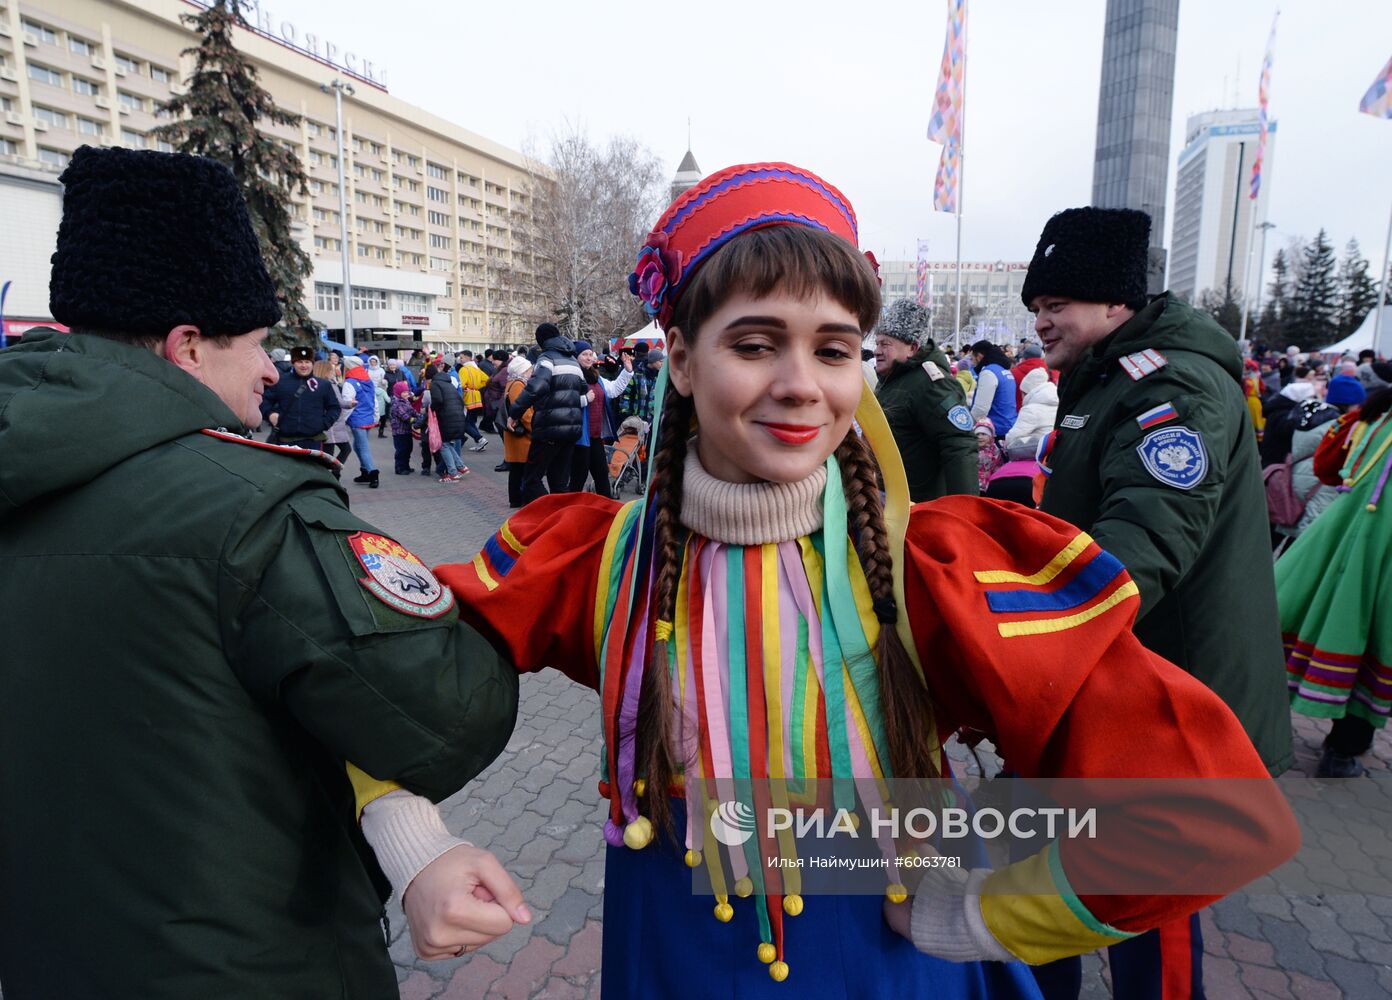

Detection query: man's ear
xmin=162 ymin=325 xmax=204 ymax=375
xmin=666 ymin=327 xmax=692 ymax=397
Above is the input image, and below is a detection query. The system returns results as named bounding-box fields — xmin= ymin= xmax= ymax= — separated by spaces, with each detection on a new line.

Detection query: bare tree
xmin=500 ymin=124 xmax=666 ymax=346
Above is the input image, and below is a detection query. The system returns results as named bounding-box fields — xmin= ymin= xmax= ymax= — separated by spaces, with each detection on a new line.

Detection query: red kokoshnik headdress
xmin=629 ymin=162 xmax=878 ymax=330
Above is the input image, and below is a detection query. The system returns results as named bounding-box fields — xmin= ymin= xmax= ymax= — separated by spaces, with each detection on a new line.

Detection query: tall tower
xmin=670 ymin=148 xmax=702 ymax=204
xmin=1091 ymin=0 xmax=1181 ymax=294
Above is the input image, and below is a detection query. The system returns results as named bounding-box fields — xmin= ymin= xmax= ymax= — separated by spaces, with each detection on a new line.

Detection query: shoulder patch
xmin=1135 ymin=402 xmax=1179 ymax=431
xmin=1136 ymin=426 xmax=1208 ymax=490
xmin=348 ymin=532 xmax=456 ymax=618
xmin=947 ymin=405 xmax=974 ymax=431
xmin=921 ymin=360 xmax=946 ymax=381
xmin=199 ymin=428 xmax=342 ymax=470
xmin=1118 ymin=349 xmax=1168 ymax=381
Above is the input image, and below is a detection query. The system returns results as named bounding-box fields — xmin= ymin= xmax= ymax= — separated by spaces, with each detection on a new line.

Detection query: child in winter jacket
xmin=388 ymin=381 xmax=416 ymax=474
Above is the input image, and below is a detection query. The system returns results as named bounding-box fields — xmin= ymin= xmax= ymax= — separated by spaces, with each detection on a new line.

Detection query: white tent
xmin=615 ymin=320 xmax=665 ymax=349
xmin=1318 ymin=305 xmax=1392 ymax=357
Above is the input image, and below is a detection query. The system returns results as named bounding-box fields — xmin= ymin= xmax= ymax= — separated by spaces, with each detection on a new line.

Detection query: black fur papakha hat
xmin=49 ymin=145 xmax=281 ymax=337
xmin=1020 ymin=207 xmax=1151 ymax=308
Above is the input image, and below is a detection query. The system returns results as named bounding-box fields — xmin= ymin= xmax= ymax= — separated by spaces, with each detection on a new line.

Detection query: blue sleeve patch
xmin=1136 ymin=426 xmax=1208 ymax=490
xmin=948 ymin=405 xmax=974 ymax=431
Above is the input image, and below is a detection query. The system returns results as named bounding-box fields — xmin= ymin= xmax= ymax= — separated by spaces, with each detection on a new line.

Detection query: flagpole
xmin=953 ymin=14 xmax=967 ymax=352
xmin=1238 ymin=205 xmax=1259 ymax=341
xmin=1376 ymin=197 xmax=1392 ymax=357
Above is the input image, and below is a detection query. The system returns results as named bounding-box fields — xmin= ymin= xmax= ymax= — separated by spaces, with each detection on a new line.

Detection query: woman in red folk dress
xmin=351 ymin=164 xmax=1298 ymax=999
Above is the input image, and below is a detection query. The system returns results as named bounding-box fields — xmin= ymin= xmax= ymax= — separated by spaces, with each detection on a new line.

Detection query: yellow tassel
xmin=1369 ymin=503 xmax=1378 ymax=513
xmin=886 ymin=883 xmax=908 ymax=904
xmin=714 ymin=899 xmax=734 ymax=923
xmin=769 ymin=961 xmax=790 ymax=982
xmin=757 ymin=943 xmax=777 ymax=964
xmin=634 ymin=778 xmax=647 ymax=796
xmin=623 ymin=817 xmax=654 ymax=850
xmin=783 ymin=894 xmax=803 ymax=917
xmin=685 ymin=849 xmax=702 ymax=868
xmin=734 ymin=877 xmax=754 ymax=898
xmin=654 ymin=619 xmax=674 ymax=642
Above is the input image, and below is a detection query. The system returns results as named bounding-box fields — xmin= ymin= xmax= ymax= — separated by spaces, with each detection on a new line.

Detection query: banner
xmin=926 ymin=0 xmax=967 ymax=213
xmin=1359 ymin=54 xmax=1392 ymax=119
xmin=1250 ymin=11 xmax=1277 ymax=199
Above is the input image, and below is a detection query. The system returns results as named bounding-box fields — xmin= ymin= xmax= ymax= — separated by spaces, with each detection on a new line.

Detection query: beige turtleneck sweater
xmin=678 ymin=446 xmax=827 ymax=546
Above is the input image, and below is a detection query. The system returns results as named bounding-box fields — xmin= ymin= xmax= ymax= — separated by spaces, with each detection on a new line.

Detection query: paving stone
xmin=397 ymin=970 xmax=442 ymax=1000
xmin=1202 ymin=955 xmax=1247 ymax=998
xmin=534 ymin=886 xmax=602 ymax=946
xmin=1292 ymin=899 xmax=1363 ymax=960
xmin=1326 ymin=893 xmax=1392 ymax=941
xmin=1227 ymin=932 xmax=1277 ymax=967
xmin=487 ymin=936 xmax=565 ymax=1000
xmin=532 ymin=977 xmax=589 ymax=1000
xmin=1239 ymin=964 xmax=1291 ymax=996
xmin=1259 ymin=913 xmax=1330 ymax=979
xmin=550 ymin=920 xmax=604 ymax=980
xmin=1286 ymin=971 xmax=1344 ymax=1000
xmin=1322 ymin=953 xmax=1392 ymax=999
xmin=439 ymin=954 xmax=506 ymax=999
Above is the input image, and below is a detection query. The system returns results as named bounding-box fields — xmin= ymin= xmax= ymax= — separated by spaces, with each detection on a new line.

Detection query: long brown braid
xmin=634 ymin=386 xmax=694 ymax=838
xmin=834 ymin=430 xmax=942 ymax=781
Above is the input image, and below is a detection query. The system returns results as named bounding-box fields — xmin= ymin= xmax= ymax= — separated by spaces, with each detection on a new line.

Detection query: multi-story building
xmin=1091 ymin=0 xmax=1180 ymax=295
xmin=876 ymin=259 xmax=1033 ymax=347
xmin=0 ymin=0 xmax=544 ymax=350
xmin=1169 ymin=108 xmax=1277 ymax=306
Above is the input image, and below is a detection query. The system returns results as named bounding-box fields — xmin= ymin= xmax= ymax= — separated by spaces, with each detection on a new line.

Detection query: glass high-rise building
xmin=1091 ymin=0 xmax=1181 ymax=294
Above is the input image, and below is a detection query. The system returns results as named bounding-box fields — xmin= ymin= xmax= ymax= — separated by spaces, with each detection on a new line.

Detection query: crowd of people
xmin=14 ymin=143 xmax=1392 ymax=1000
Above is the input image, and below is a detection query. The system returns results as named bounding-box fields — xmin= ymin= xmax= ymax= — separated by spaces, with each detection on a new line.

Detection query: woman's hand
xmin=403 ymin=844 xmax=531 ymax=960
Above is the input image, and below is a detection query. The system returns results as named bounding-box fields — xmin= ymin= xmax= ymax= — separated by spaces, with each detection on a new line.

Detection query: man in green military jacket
xmin=873 ymin=299 xmax=979 ymax=501
xmin=1020 ymin=205 xmax=1294 ymax=1000
xmin=0 ymin=147 xmax=524 ymax=998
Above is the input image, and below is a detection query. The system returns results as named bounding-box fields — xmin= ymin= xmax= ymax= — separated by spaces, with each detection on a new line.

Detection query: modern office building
xmin=876 ymin=259 xmax=1033 ymax=346
xmin=1091 ymin=0 xmax=1180 ymax=294
xmin=0 ymin=0 xmax=544 ymax=349
xmin=1169 ymin=108 xmax=1276 ymax=305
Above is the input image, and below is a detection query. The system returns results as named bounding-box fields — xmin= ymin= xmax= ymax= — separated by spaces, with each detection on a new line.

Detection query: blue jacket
xmin=972 ymin=363 xmax=1018 ymax=437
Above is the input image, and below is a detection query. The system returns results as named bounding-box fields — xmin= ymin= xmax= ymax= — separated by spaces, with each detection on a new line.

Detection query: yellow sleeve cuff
xmin=979 ymin=842 xmax=1137 ymax=965
xmin=346 ymin=761 xmax=404 ymax=822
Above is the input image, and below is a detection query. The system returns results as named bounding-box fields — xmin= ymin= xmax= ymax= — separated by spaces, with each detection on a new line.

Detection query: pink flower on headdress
xmin=628 ymin=231 xmax=683 ymax=327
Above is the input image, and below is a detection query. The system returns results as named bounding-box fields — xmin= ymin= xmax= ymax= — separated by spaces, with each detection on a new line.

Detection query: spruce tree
xmin=1289 ymin=230 xmax=1338 ymax=349
xmin=1258 ymin=248 xmax=1290 ymax=348
xmin=152 ymin=0 xmax=312 ymax=343
xmin=1336 ymin=238 xmax=1378 ymax=337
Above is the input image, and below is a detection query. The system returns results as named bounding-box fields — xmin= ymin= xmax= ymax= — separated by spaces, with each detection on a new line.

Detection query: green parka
xmin=874 ymin=341 xmax=979 ymax=501
xmin=1039 ymin=296 xmax=1292 ymax=774
xmin=0 ymin=331 xmax=519 ymax=998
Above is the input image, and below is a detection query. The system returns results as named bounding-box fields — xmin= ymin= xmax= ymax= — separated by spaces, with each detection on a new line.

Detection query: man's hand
xmin=403 ymin=844 xmax=531 ymax=960
xmin=622 ymin=355 xmax=633 ymax=372
xmin=267 ymin=412 xmax=279 ymax=426
xmin=507 ymin=417 xmax=518 ymax=432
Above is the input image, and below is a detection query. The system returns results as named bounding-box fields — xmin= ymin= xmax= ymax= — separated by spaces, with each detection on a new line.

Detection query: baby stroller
xmin=607 ymin=416 xmax=647 ymax=496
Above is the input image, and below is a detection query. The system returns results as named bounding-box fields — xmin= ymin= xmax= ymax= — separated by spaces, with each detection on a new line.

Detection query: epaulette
xmin=1117 ymin=350 xmax=1168 ymax=381
xmin=199 ymin=428 xmax=343 ymax=470
xmin=921 ymin=360 xmax=946 ymax=381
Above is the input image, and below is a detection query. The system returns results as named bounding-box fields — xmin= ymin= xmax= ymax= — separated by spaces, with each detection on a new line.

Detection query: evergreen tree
xmin=152 ymin=0 xmax=312 ymax=342
xmin=1288 ymin=229 xmax=1338 ymax=349
xmin=1258 ymin=247 xmax=1291 ymax=348
xmin=1198 ymin=282 xmax=1242 ymax=338
xmin=1336 ymin=238 xmax=1378 ymax=337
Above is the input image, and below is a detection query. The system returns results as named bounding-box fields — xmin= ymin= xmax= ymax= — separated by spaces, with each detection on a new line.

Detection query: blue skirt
xmin=599 ymin=819 xmax=1043 ymax=1000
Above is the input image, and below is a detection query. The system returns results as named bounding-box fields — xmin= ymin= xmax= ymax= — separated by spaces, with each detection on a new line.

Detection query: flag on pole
xmin=1359 ymin=55 xmax=1392 ymax=119
xmin=926 ymin=0 xmax=967 ymax=213
xmin=1249 ymin=11 xmax=1277 ymax=200
xmin=915 ymin=239 xmax=931 ymax=305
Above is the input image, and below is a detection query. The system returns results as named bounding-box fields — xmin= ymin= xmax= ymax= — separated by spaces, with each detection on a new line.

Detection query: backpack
xmin=1263 ymin=456 xmax=1320 ymax=527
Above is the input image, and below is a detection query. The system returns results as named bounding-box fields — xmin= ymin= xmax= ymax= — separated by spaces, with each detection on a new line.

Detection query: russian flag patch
xmin=1135 ymin=402 xmax=1178 ymax=430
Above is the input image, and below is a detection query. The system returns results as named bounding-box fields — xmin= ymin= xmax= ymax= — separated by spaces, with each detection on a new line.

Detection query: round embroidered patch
xmin=348 ymin=532 xmax=455 ymax=618
xmin=1136 ymin=426 xmax=1208 ymax=490
xmin=948 ymin=405 xmax=974 ymax=431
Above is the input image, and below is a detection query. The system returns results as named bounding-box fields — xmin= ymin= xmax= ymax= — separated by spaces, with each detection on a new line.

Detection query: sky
xmin=260 ymin=0 xmax=1392 ymax=285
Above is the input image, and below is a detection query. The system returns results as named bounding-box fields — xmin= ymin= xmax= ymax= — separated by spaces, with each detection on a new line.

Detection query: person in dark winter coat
xmin=423 ymin=364 xmax=470 ymax=481
xmin=1022 ymin=204 xmax=1292 ymax=1000
xmin=508 ymin=322 xmax=587 ymax=503
xmin=872 ymin=300 xmax=979 ymax=501
xmin=0 ymin=145 xmax=525 ymax=1000
xmin=263 ymin=345 xmax=341 ymax=449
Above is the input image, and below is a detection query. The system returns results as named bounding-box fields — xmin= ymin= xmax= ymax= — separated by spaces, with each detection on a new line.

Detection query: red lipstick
xmin=760 ymin=422 xmax=820 ymax=445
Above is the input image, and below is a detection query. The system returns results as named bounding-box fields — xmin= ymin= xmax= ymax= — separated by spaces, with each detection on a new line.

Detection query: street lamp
xmin=320 ymin=78 xmax=356 ymax=349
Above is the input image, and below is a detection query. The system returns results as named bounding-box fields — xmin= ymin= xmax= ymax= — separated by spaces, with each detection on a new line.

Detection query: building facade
xmin=1091 ymin=0 xmax=1180 ymax=295
xmin=1169 ymin=108 xmax=1276 ymax=305
xmin=877 ymin=259 xmax=1033 ymax=347
xmin=0 ymin=0 xmax=544 ymax=350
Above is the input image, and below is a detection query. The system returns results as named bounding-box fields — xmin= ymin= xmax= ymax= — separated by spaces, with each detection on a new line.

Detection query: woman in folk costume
xmin=1277 ymin=384 xmax=1392 ymax=778
xmin=351 ymin=164 xmax=1297 ymax=998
